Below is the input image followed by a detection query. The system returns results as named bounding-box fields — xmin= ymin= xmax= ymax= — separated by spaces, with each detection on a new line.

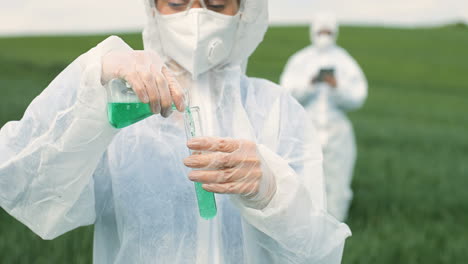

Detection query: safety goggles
xmin=151 ymin=0 xmax=239 ymax=13
xmin=317 ymin=29 xmax=335 ymax=36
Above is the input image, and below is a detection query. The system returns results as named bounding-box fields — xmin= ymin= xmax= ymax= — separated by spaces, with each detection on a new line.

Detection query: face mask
xmin=155 ymin=9 xmax=241 ymax=79
xmin=314 ymin=34 xmax=335 ymax=50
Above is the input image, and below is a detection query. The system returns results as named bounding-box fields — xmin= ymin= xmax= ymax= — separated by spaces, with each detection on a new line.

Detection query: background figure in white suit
xmin=280 ymin=13 xmax=368 ymax=221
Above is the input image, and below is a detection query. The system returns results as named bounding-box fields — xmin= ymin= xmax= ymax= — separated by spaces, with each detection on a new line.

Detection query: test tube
xmin=185 ymin=106 xmax=218 ymax=219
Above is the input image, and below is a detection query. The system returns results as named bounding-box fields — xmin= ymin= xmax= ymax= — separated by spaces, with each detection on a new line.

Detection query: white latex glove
xmin=101 ymin=50 xmax=186 ymax=117
xmin=184 ymin=137 xmax=277 ymax=209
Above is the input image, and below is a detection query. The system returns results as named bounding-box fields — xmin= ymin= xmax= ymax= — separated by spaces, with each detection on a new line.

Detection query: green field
xmin=1 ymin=25 xmax=467 ymax=263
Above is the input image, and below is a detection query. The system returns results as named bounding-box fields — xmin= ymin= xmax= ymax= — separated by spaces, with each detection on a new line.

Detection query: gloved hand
xmin=184 ymin=137 xmax=277 ymax=209
xmin=323 ymin=74 xmax=337 ymax=88
xmin=101 ymin=50 xmax=186 ymax=117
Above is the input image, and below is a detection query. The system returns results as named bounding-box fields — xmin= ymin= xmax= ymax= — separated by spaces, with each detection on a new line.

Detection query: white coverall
xmin=280 ymin=14 xmax=368 ymax=221
xmin=0 ymin=2 xmax=351 ymax=263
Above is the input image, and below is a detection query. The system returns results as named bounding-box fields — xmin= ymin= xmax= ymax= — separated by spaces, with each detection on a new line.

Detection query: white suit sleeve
xmin=233 ymin=92 xmax=351 ymax=263
xmin=280 ymin=49 xmax=316 ymax=102
xmin=0 ymin=36 xmax=132 ymax=240
xmin=330 ymin=51 xmax=368 ymax=111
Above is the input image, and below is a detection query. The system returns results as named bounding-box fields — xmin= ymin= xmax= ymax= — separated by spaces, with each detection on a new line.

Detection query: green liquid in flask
xmin=107 ymin=102 xmax=153 ymax=129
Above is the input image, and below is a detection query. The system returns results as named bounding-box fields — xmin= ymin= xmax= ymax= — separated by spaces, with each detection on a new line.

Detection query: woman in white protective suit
xmin=280 ymin=13 xmax=368 ymax=221
xmin=0 ymin=1 xmax=351 ymax=263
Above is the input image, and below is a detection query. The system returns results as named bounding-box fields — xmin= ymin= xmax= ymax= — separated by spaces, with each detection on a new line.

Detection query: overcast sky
xmin=0 ymin=0 xmax=467 ymax=36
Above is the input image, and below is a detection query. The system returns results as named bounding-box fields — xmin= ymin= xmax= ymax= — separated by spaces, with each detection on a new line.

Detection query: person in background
xmin=0 ymin=1 xmax=350 ymax=263
xmin=280 ymin=13 xmax=368 ymax=221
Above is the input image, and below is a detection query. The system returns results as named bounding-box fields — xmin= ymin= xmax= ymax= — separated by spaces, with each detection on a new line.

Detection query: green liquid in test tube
xmin=185 ymin=107 xmax=217 ymax=220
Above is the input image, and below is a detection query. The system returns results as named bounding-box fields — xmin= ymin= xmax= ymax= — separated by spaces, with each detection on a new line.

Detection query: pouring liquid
xmin=107 ymin=102 xmax=217 ymax=219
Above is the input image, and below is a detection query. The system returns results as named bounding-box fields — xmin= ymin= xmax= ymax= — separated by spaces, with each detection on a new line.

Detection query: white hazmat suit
xmin=280 ymin=14 xmax=368 ymax=221
xmin=0 ymin=2 xmax=351 ymax=263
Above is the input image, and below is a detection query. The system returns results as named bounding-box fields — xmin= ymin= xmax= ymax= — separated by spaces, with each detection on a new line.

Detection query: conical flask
xmin=106 ymin=79 xmax=154 ymax=129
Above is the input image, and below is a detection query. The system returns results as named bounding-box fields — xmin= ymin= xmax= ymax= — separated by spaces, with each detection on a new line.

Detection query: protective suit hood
xmin=142 ymin=0 xmax=269 ymax=78
xmin=310 ymin=13 xmax=339 ymax=50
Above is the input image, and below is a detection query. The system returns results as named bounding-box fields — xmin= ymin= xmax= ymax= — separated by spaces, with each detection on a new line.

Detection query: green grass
xmin=1 ymin=25 xmax=467 ymax=263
